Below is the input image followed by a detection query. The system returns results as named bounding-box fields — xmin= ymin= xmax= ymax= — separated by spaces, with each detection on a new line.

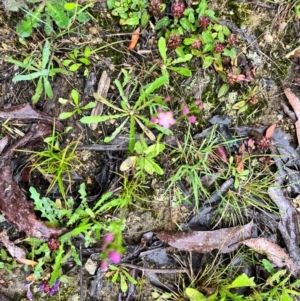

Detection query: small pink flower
xmin=101 ymin=261 xmax=108 ymax=270
xmin=188 ymin=116 xmax=196 ymax=123
xmin=182 ymin=106 xmax=189 ymax=115
xmin=104 ymin=234 xmax=114 ymax=243
xmin=109 ymin=251 xmax=121 ymax=264
xmin=157 ymin=107 xmax=163 ymax=113
xmin=195 ymin=99 xmax=204 ymax=110
xmin=165 ymin=95 xmax=171 ymax=102
xmin=150 ymin=116 xmax=158 ymax=124
xmin=158 ymin=111 xmax=176 ymax=129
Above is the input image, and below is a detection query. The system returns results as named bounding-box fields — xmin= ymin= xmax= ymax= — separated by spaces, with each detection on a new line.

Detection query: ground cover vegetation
xmin=0 ymin=0 xmax=300 ymax=300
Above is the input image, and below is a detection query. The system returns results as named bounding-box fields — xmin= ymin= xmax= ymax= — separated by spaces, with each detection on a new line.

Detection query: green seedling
xmin=185 ymin=273 xmax=256 ymax=301
xmin=16 ymin=0 xmax=92 ymax=37
xmin=107 ymin=265 xmax=137 ymax=293
xmin=80 ymin=75 xmax=171 ymax=152
xmin=62 ymin=46 xmax=92 ymax=77
xmin=7 ymin=40 xmax=71 ymax=103
xmin=158 ymin=37 xmax=192 ymax=82
xmin=59 ymin=89 xmax=95 ymax=119
xmin=120 ymin=135 xmax=165 ymax=179
xmin=107 ymin=0 xmax=150 ymax=26
xmin=28 ymin=183 xmax=125 ymax=285
xmin=25 ymin=127 xmax=82 ymax=200
xmin=0 ymin=248 xmax=20 ymax=276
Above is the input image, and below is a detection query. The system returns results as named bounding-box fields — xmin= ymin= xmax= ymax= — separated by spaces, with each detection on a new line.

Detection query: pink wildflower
xmin=188 ymin=116 xmax=196 ymax=123
xmin=165 ymin=95 xmax=171 ymax=102
xmin=182 ymin=106 xmax=189 ymax=115
xmin=108 ymin=251 xmax=121 ymax=264
xmin=101 ymin=261 xmax=108 ymax=270
xmin=195 ymin=99 xmax=204 ymax=110
xmin=158 ymin=111 xmax=176 ymax=129
xmin=104 ymin=234 xmax=114 ymax=243
xmin=150 ymin=116 xmax=158 ymax=124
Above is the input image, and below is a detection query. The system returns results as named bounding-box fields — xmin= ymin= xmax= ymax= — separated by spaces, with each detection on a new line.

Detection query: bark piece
xmin=89 ymin=71 xmax=111 ymax=131
xmin=156 ymin=220 xmax=257 ymax=253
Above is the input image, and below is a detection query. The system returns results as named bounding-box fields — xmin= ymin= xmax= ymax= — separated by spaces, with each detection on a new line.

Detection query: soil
xmin=0 ymin=0 xmax=300 ymax=301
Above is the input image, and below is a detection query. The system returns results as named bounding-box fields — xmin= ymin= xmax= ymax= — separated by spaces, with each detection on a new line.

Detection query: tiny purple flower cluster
xmin=39 ymin=279 xmax=60 ymax=295
xmin=25 ymin=279 xmax=60 ymax=299
xmin=100 ymin=234 xmax=122 ymax=270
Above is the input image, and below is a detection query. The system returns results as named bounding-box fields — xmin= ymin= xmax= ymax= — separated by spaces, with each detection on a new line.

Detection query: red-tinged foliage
xmin=213 ymin=145 xmax=228 ymax=162
xmin=265 ymin=124 xmax=276 ymax=139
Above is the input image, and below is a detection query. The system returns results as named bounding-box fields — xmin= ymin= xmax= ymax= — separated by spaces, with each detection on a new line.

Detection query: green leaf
xmin=84 ymin=46 xmax=91 ymax=58
xmin=218 ymin=30 xmax=225 ymax=43
xmin=141 ymin=11 xmax=150 ymax=27
xmin=114 ymin=79 xmax=129 ymax=105
xmin=197 ymin=0 xmax=208 ymax=15
xmin=85 ymin=207 xmax=95 ymax=218
xmin=69 ymin=63 xmax=82 ymax=72
xmin=180 ymin=17 xmax=192 ymax=31
xmin=158 ymin=37 xmax=167 ymax=62
xmin=144 ymin=159 xmax=164 ymax=175
xmin=154 ymin=16 xmax=170 ymax=30
xmin=120 ymin=274 xmax=128 ymax=293
xmin=93 ymin=93 xmax=125 ymax=112
xmin=222 ymin=25 xmax=231 ymax=36
xmin=59 ymin=111 xmax=75 ymax=119
xmin=112 ymin=270 xmax=119 ymax=283
xmin=32 ymin=77 xmax=43 ymax=103
xmin=125 ymin=15 xmax=139 ymax=26
xmin=12 ymin=70 xmax=48 ymax=82
xmin=81 ymin=102 xmax=96 ymax=110
xmin=129 ymin=116 xmax=136 ymax=152
xmin=42 ymin=40 xmax=51 ymax=69
xmin=218 ymin=83 xmax=229 ymax=98
xmin=64 ymin=3 xmax=77 ymax=10
xmin=44 ymin=77 xmax=53 ymax=98
xmin=107 ymin=0 xmax=115 ymax=10
xmin=261 ymin=259 xmax=275 ymax=275
xmin=223 ymin=48 xmax=237 ymax=61
xmin=227 ymin=273 xmax=256 ymax=289
xmin=44 ymin=14 xmax=54 ymax=36
xmin=80 ymin=113 xmax=126 ymax=124
xmin=171 ymin=54 xmax=193 ymax=65
xmin=168 ymin=66 xmax=192 ymax=77
xmin=16 ymin=3 xmax=45 ymax=37
xmin=202 ymin=56 xmax=214 ymax=69
xmin=78 ymin=57 xmax=90 ymax=65
xmin=71 ymin=89 xmax=79 ymax=106
xmin=45 ymin=1 xmax=70 ymax=28
xmin=135 ymin=76 xmax=168 ymax=109
xmin=122 ymin=270 xmax=137 ymax=284
xmin=183 ymin=38 xmax=197 ymax=45
xmin=103 ymin=117 xmax=129 ymax=143
xmin=185 ymin=288 xmax=206 ymax=301
xmin=49 ymin=243 xmax=64 ymax=286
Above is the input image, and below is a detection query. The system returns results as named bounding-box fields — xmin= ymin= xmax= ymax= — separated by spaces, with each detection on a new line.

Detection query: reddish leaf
xmin=213 ymin=145 xmax=228 ymax=162
xmin=128 ymin=27 xmax=140 ymax=50
xmin=156 ymin=221 xmax=256 ymax=253
xmin=265 ymin=124 xmax=276 ymax=139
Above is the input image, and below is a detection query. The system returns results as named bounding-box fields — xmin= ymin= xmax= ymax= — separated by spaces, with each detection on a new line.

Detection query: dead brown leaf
xmin=156 ymin=221 xmax=257 ymax=253
xmin=0 ymin=230 xmax=37 ymax=266
xmin=283 ymin=87 xmax=300 ymax=145
xmin=128 ymin=27 xmax=140 ymax=50
xmin=242 ymin=237 xmax=300 ymax=277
